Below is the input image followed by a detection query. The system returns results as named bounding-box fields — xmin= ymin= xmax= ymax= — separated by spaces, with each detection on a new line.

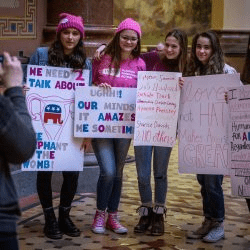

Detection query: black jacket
xmin=0 ymin=87 xmax=36 ymax=235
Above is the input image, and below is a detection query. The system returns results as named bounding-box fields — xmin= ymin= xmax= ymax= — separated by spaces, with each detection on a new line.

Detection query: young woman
xmin=186 ymin=30 xmax=237 ymax=243
xmin=134 ymin=29 xmax=188 ymax=236
xmin=90 ymin=18 xmax=146 ymax=234
xmin=28 ymin=13 xmax=92 ymax=239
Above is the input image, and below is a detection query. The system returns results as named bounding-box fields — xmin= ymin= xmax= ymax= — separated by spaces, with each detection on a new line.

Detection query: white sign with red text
xmin=134 ymin=71 xmax=181 ymax=147
xmin=178 ymin=73 xmax=241 ymax=174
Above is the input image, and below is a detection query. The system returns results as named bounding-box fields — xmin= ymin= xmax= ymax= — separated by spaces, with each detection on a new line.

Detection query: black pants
xmin=0 ymin=236 xmax=19 ymax=250
xmin=246 ymin=199 xmax=250 ymax=212
xmin=37 ymin=171 xmax=79 ymax=209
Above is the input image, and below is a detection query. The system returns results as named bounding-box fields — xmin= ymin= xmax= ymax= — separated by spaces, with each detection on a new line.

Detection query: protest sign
xmin=133 ymin=71 xmax=181 ymax=147
xmin=22 ymin=65 xmax=90 ymax=171
xmin=74 ymin=86 xmax=137 ymax=138
xmin=228 ymin=86 xmax=250 ymax=197
xmin=178 ymin=73 xmax=241 ymax=174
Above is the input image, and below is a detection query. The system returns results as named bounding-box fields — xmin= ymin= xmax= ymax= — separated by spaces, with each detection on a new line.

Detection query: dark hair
xmin=241 ymin=35 xmax=250 ymax=84
xmin=104 ymin=31 xmax=141 ymax=75
xmin=48 ymin=33 xmax=87 ymax=70
xmin=187 ymin=30 xmax=224 ymax=76
xmin=163 ymin=29 xmax=188 ymax=73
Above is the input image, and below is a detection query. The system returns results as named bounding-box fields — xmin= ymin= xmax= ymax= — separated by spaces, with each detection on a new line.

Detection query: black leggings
xmin=37 ymin=171 xmax=79 ymax=208
xmin=246 ymin=198 xmax=250 ymax=212
xmin=0 ymin=236 xmax=19 ymax=250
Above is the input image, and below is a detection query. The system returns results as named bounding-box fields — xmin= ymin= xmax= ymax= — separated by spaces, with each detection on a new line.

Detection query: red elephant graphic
xmin=26 ymin=93 xmax=74 ymax=141
xmin=44 ymin=104 xmax=63 ymax=124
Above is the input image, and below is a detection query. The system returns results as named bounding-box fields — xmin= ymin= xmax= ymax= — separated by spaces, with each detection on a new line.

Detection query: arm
xmin=0 ymin=52 xmax=36 ymax=164
xmin=85 ymin=58 xmax=92 ymax=86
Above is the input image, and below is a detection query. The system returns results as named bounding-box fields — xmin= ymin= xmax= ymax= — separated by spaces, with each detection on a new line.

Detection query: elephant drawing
xmin=44 ymin=104 xmax=63 ymax=124
xmin=26 ymin=93 xmax=74 ymax=141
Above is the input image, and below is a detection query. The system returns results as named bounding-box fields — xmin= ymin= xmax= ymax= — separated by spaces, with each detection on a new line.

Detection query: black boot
xmin=134 ymin=206 xmax=152 ymax=233
xmin=151 ymin=206 xmax=166 ymax=236
xmin=43 ymin=207 xmax=62 ymax=239
xmin=58 ymin=206 xmax=80 ymax=237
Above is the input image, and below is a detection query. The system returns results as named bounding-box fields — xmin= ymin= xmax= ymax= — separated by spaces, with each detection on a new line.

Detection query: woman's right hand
xmin=93 ymin=44 xmax=106 ymax=60
xmin=99 ymin=82 xmax=112 ymax=88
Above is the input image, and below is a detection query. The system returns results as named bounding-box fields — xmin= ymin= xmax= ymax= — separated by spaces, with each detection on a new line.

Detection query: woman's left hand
xmin=80 ymin=138 xmax=92 ymax=152
xmin=179 ymin=77 xmax=184 ymax=89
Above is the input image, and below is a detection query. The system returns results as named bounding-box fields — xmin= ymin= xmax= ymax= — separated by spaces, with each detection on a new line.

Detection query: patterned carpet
xmin=18 ymin=144 xmax=250 ymax=250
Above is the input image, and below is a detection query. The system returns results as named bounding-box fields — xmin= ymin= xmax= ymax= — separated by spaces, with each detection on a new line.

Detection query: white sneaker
xmin=203 ymin=222 xmax=225 ymax=243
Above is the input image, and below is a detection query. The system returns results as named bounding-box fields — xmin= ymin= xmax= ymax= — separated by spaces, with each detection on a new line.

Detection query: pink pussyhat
xmin=116 ymin=18 xmax=142 ymax=38
xmin=56 ymin=13 xmax=84 ymax=38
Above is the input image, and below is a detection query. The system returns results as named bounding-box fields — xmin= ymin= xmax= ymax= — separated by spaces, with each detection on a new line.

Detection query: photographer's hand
xmin=0 ymin=52 xmax=23 ymax=89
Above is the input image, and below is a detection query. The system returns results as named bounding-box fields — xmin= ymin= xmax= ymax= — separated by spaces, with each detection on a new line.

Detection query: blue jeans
xmin=134 ymin=146 xmax=172 ymax=207
xmin=197 ymin=174 xmax=224 ymax=221
xmin=92 ymin=138 xmax=131 ymax=212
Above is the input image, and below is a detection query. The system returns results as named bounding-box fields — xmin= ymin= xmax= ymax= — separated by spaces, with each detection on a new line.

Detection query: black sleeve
xmin=0 ymin=87 xmax=36 ymax=164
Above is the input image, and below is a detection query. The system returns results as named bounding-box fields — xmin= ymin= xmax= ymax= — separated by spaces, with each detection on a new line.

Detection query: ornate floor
xmin=18 ymin=144 xmax=250 ymax=250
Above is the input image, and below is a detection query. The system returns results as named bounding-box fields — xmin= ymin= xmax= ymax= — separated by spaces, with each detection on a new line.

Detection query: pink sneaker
xmin=91 ymin=210 xmax=106 ymax=234
xmin=106 ymin=212 xmax=128 ymax=234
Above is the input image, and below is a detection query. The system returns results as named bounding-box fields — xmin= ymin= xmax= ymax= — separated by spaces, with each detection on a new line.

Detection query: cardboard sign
xmin=228 ymin=86 xmax=250 ymax=197
xmin=178 ymin=73 xmax=241 ymax=174
xmin=134 ymin=71 xmax=181 ymax=147
xmin=74 ymin=86 xmax=137 ymax=138
xmin=22 ymin=65 xmax=90 ymax=171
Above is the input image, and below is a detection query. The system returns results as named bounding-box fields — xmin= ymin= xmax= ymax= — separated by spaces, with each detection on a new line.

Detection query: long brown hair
xmin=186 ymin=30 xmax=224 ymax=76
xmin=48 ymin=34 xmax=87 ymax=70
xmin=104 ymin=31 xmax=141 ymax=75
xmin=160 ymin=29 xmax=188 ymax=73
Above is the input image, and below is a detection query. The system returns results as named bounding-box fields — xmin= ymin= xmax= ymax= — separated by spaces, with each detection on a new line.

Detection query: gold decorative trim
xmin=0 ymin=0 xmax=36 ymax=39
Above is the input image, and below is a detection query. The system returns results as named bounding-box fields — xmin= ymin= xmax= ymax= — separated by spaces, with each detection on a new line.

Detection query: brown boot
xmin=134 ymin=206 xmax=152 ymax=233
xmin=151 ymin=206 xmax=166 ymax=236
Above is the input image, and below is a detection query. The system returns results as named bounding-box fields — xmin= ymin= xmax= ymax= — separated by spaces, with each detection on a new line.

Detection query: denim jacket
xmin=27 ymin=47 xmax=92 ymax=85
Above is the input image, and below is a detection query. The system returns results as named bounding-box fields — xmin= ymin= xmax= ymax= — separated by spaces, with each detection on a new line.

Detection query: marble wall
xmin=114 ymin=0 xmax=211 ymax=45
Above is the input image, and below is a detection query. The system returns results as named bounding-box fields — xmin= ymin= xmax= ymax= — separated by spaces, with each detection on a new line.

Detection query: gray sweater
xmin=0 ymin=87 xmax=36 ymax=236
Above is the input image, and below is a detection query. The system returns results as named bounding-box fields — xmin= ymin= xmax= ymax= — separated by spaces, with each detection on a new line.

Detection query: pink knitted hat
xmin=56 ymin=13 xmax=84 ymax=38
xmin=116 ymin=18 xmax=142 ymax=38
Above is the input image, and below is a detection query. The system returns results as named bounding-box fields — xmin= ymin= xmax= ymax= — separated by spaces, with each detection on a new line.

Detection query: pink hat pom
xmin=116 ymin=18 xmax=142 ymax=38
xmin=56 ymin=13 xmax=84 ymax=38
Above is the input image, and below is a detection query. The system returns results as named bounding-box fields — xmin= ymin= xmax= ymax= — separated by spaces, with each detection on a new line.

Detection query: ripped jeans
xmin=134 ymin=146 xmax=172 ymax=207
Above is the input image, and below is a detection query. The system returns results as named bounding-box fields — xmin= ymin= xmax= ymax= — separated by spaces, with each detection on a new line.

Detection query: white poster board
xmin=228 ymin=86 xmax=250 ymax=197
xmin=178 ymin=73 xmax=241 ymax=174
xmin=22 ymin=65 xmax=89 ymax=171
xmin=134 ymin=71 xmax=181 ymax=147
xmin=74 ymin=86 xmax=137 ymax=138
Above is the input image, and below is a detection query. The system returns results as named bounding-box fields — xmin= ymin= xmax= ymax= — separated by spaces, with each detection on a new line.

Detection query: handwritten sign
xmin=133 ymin=71 xmax=181 ymax=147
xmin=74 ymin=86 xmax=137 ymax=138
xmin=22 ymin=65 xmax=90 ymax=171
xmin=178 ymin=73 xmax=241 ymax=174
xmin=228 ymin=86 xmax=250 ymax=197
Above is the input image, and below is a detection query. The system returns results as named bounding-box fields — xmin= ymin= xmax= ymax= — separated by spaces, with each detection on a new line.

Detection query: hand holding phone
xmin=0 ymin=52 xmax=23 ymax=89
